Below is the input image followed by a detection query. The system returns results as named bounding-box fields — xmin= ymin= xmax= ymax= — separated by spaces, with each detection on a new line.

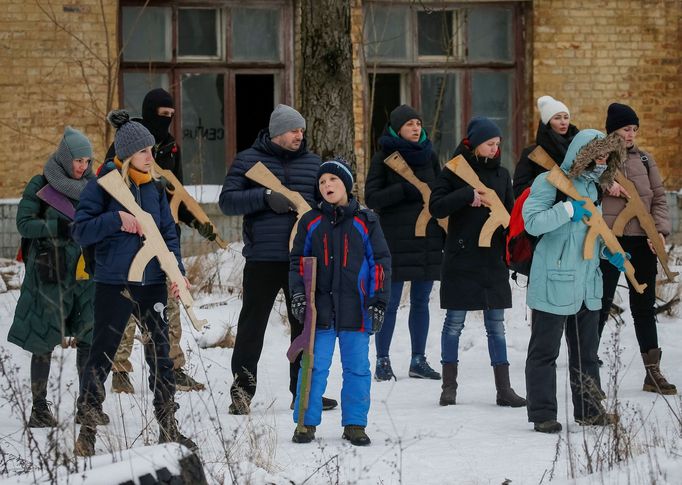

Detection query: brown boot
xmin=439 ymin=363 xmax=458 ymax=406
xmin=493 ymin=364 xmax=527 ymax=407
xmin=642 ymin=348 xmax=677 ymax=395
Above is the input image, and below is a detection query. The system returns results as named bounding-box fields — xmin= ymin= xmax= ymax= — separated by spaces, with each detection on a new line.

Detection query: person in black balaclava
xmin=105 ymin=88 xmax=213 ymax=394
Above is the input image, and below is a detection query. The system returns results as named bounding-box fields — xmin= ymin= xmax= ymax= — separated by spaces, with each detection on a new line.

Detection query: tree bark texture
xmin=299 ymin=0 xmax=356 ymax=173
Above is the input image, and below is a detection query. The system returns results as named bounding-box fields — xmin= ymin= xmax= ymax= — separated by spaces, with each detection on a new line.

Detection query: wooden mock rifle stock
xmin=444 ymin=155 xmax=510 ymax=247
xmin=528 ymin=146 xmax=647 ymax=294
xmin=153 ymin=162 xmax=227 ymax=249
xmin=383 ymin=151 xmax=448 ymax=236
xmin=286 ymin=257 xmax=317 ymax=433
xmin=244 ymin=161 xmax=312 ymax=249
xmin=97 ymin=170 xmax=208 ymax=330
xmin=611 ymin=170 xmax=678 ymax=282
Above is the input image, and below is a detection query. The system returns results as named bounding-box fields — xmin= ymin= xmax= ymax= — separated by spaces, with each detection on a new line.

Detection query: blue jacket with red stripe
xmin=289 ymin=198 xmax=391 ymax=332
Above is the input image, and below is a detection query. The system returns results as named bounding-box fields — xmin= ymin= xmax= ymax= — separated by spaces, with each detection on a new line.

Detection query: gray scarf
xmin=43 ymin=141 xmax=94 ymax=201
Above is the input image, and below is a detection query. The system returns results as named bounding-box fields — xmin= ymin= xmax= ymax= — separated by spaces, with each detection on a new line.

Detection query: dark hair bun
xmin=106 ymin=109 xmax=131 ymax=130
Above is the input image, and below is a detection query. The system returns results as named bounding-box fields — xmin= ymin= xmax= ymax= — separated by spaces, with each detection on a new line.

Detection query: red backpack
xmin=506 ymin=186 xmax=567 ymax=277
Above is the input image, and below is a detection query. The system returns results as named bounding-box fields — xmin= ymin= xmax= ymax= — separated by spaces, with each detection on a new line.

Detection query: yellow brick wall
xmin=532 ymin=0 xmax=682 ymax=187
xmin=0 ymin=0 xmax=118 ymax=197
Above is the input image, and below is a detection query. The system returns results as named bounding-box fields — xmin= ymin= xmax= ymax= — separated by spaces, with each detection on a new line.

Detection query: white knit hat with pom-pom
xmin=537 ymin=96 xmax=570 ymax=125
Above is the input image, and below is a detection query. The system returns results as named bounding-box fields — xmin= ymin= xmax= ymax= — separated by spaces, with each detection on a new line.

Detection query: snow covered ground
xmin=0 ymin=243 xmax=680 ymax=484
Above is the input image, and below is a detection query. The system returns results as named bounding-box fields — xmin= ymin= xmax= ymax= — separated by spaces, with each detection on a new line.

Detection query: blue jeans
xmin=441 ymin=309 xmax=509 ymax=366
xmin=293 ymin=328 xmax=371 ymax=427
xmin=375 ymin=280 xmax=434 ymax=358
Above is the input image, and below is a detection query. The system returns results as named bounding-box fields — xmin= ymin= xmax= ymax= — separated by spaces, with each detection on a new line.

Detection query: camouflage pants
xmin=111 ymin=281 xmax=185 ymax=372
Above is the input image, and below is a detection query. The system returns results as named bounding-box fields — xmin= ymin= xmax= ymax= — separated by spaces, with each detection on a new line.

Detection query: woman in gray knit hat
xmin=71 ymin=110 xmax=196 ymax=457
xmin=8 ymin=126 xmax=97 ymax=429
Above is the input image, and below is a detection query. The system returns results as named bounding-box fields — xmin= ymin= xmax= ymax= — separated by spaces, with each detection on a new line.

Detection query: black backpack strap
xmin=638 ymin=150 xmax=650 ymax=175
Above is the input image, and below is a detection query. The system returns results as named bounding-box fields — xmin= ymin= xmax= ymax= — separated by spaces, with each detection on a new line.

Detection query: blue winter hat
xmin=317 ymin=158 xmax=354 ymax=199
xmin=467 ymin=116 xmax=502 ymax=150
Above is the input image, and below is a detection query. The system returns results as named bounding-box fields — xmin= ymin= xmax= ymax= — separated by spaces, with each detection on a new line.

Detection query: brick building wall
xmin=531 ymin=0 xmax=682 ymax=187
xmin=0 ymin=0 xmax=118 ymax=198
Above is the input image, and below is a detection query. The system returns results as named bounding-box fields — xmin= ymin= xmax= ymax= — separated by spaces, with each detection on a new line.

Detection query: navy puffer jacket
xmin=73 ymin=162 xmax=183 ymax=285
xmin=289 ymin=198 xmax=391 ymax=332
xmin=219 ymin=129 xmax=321 ymax=261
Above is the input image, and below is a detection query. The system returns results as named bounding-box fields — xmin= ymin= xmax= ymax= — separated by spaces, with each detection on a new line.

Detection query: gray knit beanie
xmin=55 ymin=126 xmax=93 ymax=164
xmin=269 ymin=104 xmax=306 ymax=138
xmin=107 ymin=109 xmax=155 ymax=160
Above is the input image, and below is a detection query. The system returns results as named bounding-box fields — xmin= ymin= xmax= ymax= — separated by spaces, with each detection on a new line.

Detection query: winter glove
xmin=402 ymin=182 xmax=423 ymax=202
xmin=290 ymin=293 xmax=307 ymax=323
xmin=158 ymin=175 xmax=175 ymax=192
xmin=265 ymin=189 xmax=294 ymax=214
xmin=57 ymin=218 xmax=71 ymax=238
xmin=569 ymin=200 xmax=592 ymax=222
xmin=605 ymin=248 xmax=630 ymax=273
xmin=368 ymin=302 xmax=386 ymax=335
xmin=191 ymin=219 xmax=217 ymax=241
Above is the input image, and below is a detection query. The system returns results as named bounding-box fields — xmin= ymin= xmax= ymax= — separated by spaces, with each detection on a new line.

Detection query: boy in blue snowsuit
xmin=289 ymin=158 xmax=391 ymax=445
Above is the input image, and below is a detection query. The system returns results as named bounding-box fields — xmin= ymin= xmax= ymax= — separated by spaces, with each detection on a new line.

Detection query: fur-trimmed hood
xmin=563 ymin=129 xmax=626 ymax=188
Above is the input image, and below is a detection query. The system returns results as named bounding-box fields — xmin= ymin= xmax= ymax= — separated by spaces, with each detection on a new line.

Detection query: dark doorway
xmin=369 ymin=73 xmax=401 ymax=154
xmin=235 ymin=74 xmax=275 ymax=152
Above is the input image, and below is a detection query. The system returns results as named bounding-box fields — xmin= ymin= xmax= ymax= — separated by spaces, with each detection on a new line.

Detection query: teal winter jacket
xmin=523 ymin=129 xmax=624 ymax=315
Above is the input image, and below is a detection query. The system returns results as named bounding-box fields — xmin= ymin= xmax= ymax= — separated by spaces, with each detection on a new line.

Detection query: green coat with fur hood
xmin=522 ymin=129 xmax=625 ymax=315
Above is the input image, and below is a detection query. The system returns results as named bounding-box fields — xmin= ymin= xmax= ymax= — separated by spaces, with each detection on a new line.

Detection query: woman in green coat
xmin=9 ymin=126 xmax=97 ymax=428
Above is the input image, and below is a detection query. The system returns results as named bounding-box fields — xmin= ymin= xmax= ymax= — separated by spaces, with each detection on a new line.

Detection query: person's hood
xmin=562 ymin=129 xmax=625 ymax=188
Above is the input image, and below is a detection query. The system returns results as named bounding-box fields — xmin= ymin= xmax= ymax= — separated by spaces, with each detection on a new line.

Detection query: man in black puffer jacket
xmin=220 ymin=104 xmax=337 ymax=415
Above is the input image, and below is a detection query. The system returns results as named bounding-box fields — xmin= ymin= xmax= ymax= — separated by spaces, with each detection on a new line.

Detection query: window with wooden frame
xmin=365 ymin=2 xmax=525 ymax=171
xmin=119 ymin=1 xmax=292 ymax=185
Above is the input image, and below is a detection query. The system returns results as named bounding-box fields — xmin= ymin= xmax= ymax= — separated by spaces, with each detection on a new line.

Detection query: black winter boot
xmin=29 ymin=353 xmax=57 ymax=427
xmin=28 ymin=401 xmax=57 ymax=428
xmin=156 ymin=402 xmax=198 ymax=453
xmin=642 ymin=348 xmax=677 ymax=395
xmin=292 ymin=425 xmax=316 ymax=443
xmin=439 ymin=363 xmax=458 ymax=406
xmin=493 ymin=364 xmax=527 ymax=408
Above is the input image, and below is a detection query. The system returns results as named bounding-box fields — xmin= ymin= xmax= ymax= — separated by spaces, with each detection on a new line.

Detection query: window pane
xmin=467 ymin=8 xmax=513 ymax=62
xmin=122 ymin=72 xmax=170 ymax=118
xmin=420 ymin=73 xmax=460 ymax=163
xmin=179 ymin=9 xmax=219 ymax=57
xmin=418 ymin=10 xmax=453 ymax=57
xmin=121 ymin=7 xmax=171 ymax=62
xmin=181 ymin=73 xmax=226 ymax=184
xmin=364 ymin=6 xmax=408 ymax=60
xmin=231 ymin=8 xmax=279 ymax=61
xmin=472 ymin=71 xmax=513 ymax=170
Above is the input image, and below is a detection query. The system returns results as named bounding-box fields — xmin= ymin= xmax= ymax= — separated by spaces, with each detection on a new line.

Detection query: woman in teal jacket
xmin=522 ymin=129 xmax=627 ymax=433
xmin=9 ymin=127 xmax=95 ymax=428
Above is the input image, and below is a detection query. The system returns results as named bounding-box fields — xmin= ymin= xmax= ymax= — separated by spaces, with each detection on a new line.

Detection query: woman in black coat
xmin=513 ymin=95 xmax=578 ymax=197
xmin=429 ymin=116 xmax=525 ymax=408
xmin=365 ymin=105 xmax=445 ymax=382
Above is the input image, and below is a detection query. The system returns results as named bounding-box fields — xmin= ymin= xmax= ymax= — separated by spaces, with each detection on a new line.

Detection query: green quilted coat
xmin=8 ymin=175 xmax=94 ymax=355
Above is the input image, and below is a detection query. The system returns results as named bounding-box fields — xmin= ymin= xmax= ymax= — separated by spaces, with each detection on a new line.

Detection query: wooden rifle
xmin=98 ymin=170 xmax=208 ymax=330
xmin=286 ymin=257 xmax=317 ymax=434
xmin=152 ymin=162 xmax=227 ymax=249
xmin=244 ymin=161 xmax=312 ymax=250
xmin=444 ymin=155 xmax=510 ymax=247
xmin=383 ymin=151 xmax=448 ymax=236
xmin=528 ymin=146 xmax=646 ymax=294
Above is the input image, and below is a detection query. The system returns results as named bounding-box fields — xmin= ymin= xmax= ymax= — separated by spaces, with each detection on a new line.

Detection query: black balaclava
xmin=142 ymin=88 xmax=174 ymax=144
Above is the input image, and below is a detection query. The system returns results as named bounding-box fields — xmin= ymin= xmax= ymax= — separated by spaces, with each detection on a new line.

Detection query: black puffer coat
xmin=219 ymin=129 xmax=321 ymax=262
xmin=429 ymin=141 xmax=514 ymax=310
xmin=513 ymin=121 xmax=579 ymax=198
xmin=365 ymin=129 xmax=444 ymax=282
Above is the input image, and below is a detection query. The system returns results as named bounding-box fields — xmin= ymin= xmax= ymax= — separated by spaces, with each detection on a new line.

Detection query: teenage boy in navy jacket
xmin=288 ymin=159 xmax=391 ymax=446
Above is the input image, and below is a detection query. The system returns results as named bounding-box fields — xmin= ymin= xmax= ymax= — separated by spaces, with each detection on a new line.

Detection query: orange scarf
xmin=113 ymin=157 xmax=152 ymax=186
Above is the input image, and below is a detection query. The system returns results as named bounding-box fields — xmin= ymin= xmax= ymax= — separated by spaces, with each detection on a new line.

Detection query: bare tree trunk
xmin=299 ymin=0 xmax=355 ymax=172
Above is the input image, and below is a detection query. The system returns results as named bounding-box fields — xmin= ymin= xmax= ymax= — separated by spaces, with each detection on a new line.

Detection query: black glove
xmin=402 ymin=182 xmax=422 ymax=202
xmin=368 ymin=302 xmax=386 ymax=334
xmin=192 ymin=220 xmax=217 ymax=241
xmin=265 ymin=189 xmax=294 ymax=214
xmin=57 ymin=218 xmax=71 ymax=238
xmin=291 ymin=293 xmax=307 ymax=322
xmin=158 ymin=175 xmax=175 ymax=192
